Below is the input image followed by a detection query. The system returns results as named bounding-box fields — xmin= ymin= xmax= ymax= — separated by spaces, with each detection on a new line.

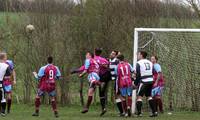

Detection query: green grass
xmin=1 ymin=104 xmax=200 ymax=120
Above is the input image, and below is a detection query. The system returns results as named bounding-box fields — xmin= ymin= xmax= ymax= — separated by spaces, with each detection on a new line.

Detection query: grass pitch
xmin=0 ymin=104 xmax=199 ymax=120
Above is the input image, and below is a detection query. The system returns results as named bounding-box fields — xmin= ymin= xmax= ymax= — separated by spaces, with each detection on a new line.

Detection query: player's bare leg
xmin=32 ymin=95 xmax=41 ymax=117
xmin=82 ymin=88 xmax=95 ymax=113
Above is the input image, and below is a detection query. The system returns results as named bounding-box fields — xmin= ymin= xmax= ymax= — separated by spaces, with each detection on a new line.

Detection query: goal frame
xmin=133 ymin=28 xmax=200 ymax=67
xmin=132 ymin=28 xmax=200 ymax=114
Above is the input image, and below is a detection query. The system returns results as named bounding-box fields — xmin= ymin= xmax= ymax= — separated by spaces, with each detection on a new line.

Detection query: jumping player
xmin=151 ymin=56 xmax=164 ymax=113
xmin=79 ymin=52 xmax=100 ymax=114
xmin=32 ymin=56 xmax=61 ymax=118
xmin=115 ymin=54 xmax=134 ymax=117
xmin=109 ymin=50 xmax=124 ymax=116
xmin=2 ymin=59 xmax=16 ymax=114
xmin=94 ymin=48 xmax=110 ymax=116
xmin=135 ymin=51 xmax=158 ymax=117
xmin=0 ymin=52 xmax=11 ymax=117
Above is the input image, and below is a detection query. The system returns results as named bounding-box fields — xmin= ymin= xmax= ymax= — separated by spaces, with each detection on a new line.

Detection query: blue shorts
xmin=4 ymin=85 xmax=12 ymax=93
xmin=88 ymin=72 xmax=100 ymax=82
xmin=88 ymin=72 xmax=100 ymax=88
xmin=151 ymin=86 xmax=164 ymax=97
xmin=120 ymin=87 xmax=132 ymax=97
xmin=37 ymin=89 xmax=56 ymax=97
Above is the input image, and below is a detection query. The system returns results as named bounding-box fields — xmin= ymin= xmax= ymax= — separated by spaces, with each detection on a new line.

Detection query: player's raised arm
xmin=79 ymin=59 xmax=90 ymax=77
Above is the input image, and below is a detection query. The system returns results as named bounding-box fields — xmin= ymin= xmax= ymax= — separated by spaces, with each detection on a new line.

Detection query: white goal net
xmin=133 ymin=28 xmax=200 ymax=111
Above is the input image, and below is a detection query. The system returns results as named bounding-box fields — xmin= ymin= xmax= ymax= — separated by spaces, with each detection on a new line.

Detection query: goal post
xmin=132 ymin=28 xmax=200 ymax=113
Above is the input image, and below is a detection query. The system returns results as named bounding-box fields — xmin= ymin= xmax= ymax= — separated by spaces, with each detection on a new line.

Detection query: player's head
xmin=137 ymin=51 xmax=147 ymax=60
xmin=47 ymin=56 xmax=53 ymax=64
xmin=0 ymin=52 xmax=7 ymax=61
xmin=117 ymin=54 xmax=124 ymax=61
xmin=94 ymin=48 xmax=102 ymax=56
xmin=110 ymin=50 xmax=119 ymax=59
xmin=86 ymin=51 xmax=94 ymax=59
xmin=151 ymin=55 xmax=158 ymax=64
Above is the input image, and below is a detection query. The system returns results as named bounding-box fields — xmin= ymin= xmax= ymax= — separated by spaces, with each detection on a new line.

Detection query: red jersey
xmin=39 ymin=65 xmax=57 ymax=92
xmin=117 ymin=62 xmax=132 ymax=88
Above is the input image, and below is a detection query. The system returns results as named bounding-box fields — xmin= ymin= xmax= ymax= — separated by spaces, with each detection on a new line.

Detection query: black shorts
xmin=137 ymin=82 xmax=153 ymax=97
xmin=100 ymin=71 xmax=111 ymax=83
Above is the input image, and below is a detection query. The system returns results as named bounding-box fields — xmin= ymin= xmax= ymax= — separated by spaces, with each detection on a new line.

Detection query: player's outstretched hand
xmin=32 ymin=72 xmax=38 ymax=79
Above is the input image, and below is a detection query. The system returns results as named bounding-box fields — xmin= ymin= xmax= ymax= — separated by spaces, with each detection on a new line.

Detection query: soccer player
xmin=151 ymin=55 xmax=164 ymax=113
xmin=0 ymin=52 xmax=11 ymax=117
xmin=109 ymin=50 xmax=124 ymax=116
xmin=115 ymin=54 xmax=134 ymax=117
xmin=135 ymin=51 xmax=158 ymax=117
xmin=2 ymin=59 xmax=16 ymax=114
xmin=79 ymin=52 xmax=100 ymax=114
xmin=94 ymin=48 xmax=110 ymax=116
xmin=32 ymin=56 xmax=61 ymax=118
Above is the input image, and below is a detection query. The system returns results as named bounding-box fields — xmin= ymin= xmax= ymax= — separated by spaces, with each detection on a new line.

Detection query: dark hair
xmin=47 ymin=56 xmax=53 ymax=63
xmin=87 ymin=51 xmax=94 ymax=58
xmin=95 ymin=48 xmax=102 ymax=56
xmin=117 ymin=54 xmax=124 ymax=61
xmin=152 ymin=55 xmax=158 ymax=61
xmin=139 ymin=51 xmax=148 ymax=58
xmin=113 ymin=50 xmax=119 ymax=56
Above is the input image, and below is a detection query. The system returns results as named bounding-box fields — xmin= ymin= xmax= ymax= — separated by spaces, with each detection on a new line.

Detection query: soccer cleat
xmin=32 ymin=112 xmax=39 ymax=117
xmin=81 ymin=108 xmax=89 ymax=114
xmin=136 ymin=112 xmax=142 ymax=117
xmin=125 ymin=113 xmax=128 ymax=117
xmin=1 ymin=112 xmax=6 ymax=117
xmin=54 ymin=111 xmax=59 ymax=118
xmin=100 ymin=108 xmax=107 ymax=116
xmin=118 ymin=113 xmax=125 ymax=117
xmin=149 ymin=112 xmax=158 ymax=117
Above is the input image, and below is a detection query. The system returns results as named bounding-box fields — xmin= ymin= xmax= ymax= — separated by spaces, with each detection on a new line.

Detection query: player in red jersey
xmin=79 ymin=52 xmax=101 ymax=114
xmin=151 ymin=56 xmax=164 ymax=113
xmin=32 ymin=56 xmax=61 ymax=118
xmin=115 ymin=54 xmax=134 ymax=117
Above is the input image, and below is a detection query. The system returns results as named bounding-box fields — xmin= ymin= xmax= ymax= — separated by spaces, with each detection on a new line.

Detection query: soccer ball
xmin=26 ymin=24 xmax=35 ymax=33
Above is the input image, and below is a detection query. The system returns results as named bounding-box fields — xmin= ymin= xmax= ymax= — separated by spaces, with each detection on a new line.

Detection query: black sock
xmin=1 ymin=102 xmax=6 ymax=113
xmin=149 ymin=99 xmax=156 ymax=114
xmin=136 ymin=101 xmax=142 ymax=114
xmin=116 ymin=100 xmax=123 ymax=114
xmin=100 ymin=97 xmax=106 ymax=110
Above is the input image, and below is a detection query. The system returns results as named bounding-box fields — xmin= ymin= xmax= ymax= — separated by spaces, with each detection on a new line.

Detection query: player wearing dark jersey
xmin=109 ymin=51 xmax=124 ymax=116
xmin=32 ymin=56 xmax=61 ymax=118
xmin=135 ymin=51 xmax=157 ymax=117
xmin=0 ymin=53 xmax=11 ymax=117
xmin=151 ymin=56 xmax=164 ymax=113
xmin=94 ymin=48 xmax=110 ymax=116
